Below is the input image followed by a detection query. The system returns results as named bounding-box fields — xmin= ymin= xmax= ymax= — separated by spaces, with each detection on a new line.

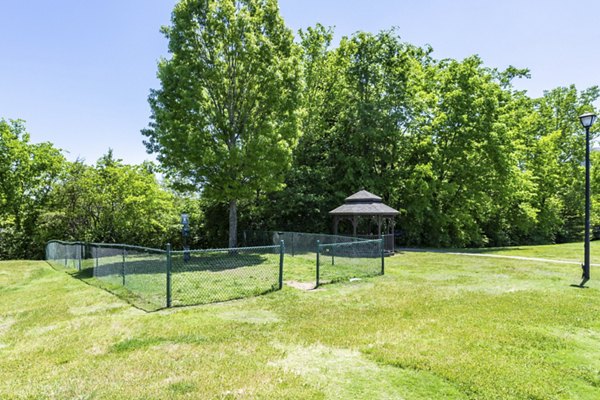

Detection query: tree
xmin=524 ymin=85 xmax=600 ymax=242
xmin=0 ymin=119 xmax=64 ymax=259
xmin=143 ymin=0 xmax=301 ymax=248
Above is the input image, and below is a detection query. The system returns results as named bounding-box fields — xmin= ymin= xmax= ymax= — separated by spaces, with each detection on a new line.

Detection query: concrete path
xmin=397 ymin=248 xmax=600 ymax=267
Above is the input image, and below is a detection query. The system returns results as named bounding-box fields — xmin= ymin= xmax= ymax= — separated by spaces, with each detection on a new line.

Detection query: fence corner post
xmin=279 ymin=240 xmax=284 ymax=290
xmin=316 ymin=240 xmax=320 ymax=288
xmin=380 ymin=238 xmax=385 ymax=275
xmin=122 ymin=247 xmax=126 ymax=286
xmin=78 ymin=243 xmax=82 ymax=271
xmin=291 ymin=232 xmax=295 ymax=257
xmin=166 ymin=243 xmax=172 ymax=308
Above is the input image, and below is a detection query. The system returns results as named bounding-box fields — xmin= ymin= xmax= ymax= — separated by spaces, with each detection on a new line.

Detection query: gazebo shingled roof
xmin=330 ymin=190 xmax=399 ymax=216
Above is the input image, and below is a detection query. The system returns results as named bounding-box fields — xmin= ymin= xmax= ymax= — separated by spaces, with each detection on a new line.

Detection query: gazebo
xmin=329 ymin=190 xmax=399 ymax=251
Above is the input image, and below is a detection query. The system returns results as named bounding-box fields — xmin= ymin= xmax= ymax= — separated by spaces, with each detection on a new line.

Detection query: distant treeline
xmin=2 ymin=26 xmax=599 ymax=259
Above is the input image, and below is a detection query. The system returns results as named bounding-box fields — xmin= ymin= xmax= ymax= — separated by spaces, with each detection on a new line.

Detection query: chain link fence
xmin=45 ymin=240 xmax=284 ymax=311
xmin=169 ymin=244 xmax=283 ymax=307
xmin=91 ymin=243 xmax=167 ymax=309
xmin=356 ymin=234 xmax=395 ymax=254
xmin=317 ymin=239 xmax=384 ymax=287
xmin=240 ymin=231 xmax=385 ymax=287
xmin=46 ymin=240 xmax=85 ymax=270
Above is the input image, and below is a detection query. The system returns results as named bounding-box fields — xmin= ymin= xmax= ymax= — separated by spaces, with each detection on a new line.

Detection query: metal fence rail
xmin=239 ymin=231 xmax=367 ymax=256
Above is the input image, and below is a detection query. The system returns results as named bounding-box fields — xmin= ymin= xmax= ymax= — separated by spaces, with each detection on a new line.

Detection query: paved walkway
xmin=397 ymin=248 xmax=600 ymax=267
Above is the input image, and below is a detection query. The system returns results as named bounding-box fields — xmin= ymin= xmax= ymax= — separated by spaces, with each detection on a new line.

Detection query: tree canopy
xmin=143 ymin=0 xmax=301 ymax=247
xmin=2 ymin=2 xmax=600 ymax=258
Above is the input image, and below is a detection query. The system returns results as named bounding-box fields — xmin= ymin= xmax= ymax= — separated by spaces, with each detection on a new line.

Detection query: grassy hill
xmin=2 ymin=243 xmax=600 ymax=399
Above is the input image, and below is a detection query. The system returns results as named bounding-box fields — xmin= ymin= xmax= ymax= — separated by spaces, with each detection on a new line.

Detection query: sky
xmin=1 ymin=0 xmax=599 ymax=165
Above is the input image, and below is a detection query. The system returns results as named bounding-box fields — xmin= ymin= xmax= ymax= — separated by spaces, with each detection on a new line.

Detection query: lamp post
xmin=579 ymin=112 xmax=597 ymax=287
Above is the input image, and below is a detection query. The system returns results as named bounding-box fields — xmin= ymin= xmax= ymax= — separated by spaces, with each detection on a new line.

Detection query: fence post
xmin=95 ymin=246 xmax=98 ymax=269
xmin=166 ymin=243 xmax=172 ymax=308
xmin=380 ymin=239 xmax=385 ymax=275
xmin=279 ymin=240 xmax=284 ymax=290
xmin=78 ymin=243 xmax=82 ymax=271
xmin=316 ymin=240 xmax=320 ymax=288
xmin=331 ymin=243 xmax=335 ymax=266
xmin=122 ymin=248 xmax=126 ymax=286
xmin=291 ymin=232 xmax=295 ymax=257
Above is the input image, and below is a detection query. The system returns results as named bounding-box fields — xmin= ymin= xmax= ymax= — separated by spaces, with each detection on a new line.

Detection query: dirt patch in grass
xmin=285 ymin=281 xmax=316 ymax=291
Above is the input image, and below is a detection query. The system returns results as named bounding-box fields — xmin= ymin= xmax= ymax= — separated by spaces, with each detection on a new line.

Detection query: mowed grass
xmin=447 ymin=240 xmax=600 ymax=263
xmin=1 ymin=243 xmax=600 ymax=399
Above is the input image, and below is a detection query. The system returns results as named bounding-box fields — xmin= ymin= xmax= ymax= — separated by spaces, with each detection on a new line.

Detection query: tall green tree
xmin=143 ymin=0 xmax=301 ymax=247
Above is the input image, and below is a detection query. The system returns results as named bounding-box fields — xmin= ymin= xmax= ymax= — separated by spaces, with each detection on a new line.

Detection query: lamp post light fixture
xmin=579 ymin=112 xmax=597 ymax=287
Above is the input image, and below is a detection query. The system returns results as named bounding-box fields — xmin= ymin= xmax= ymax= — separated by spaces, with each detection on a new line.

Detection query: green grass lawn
xmin=2 ymin=242 xmax=600 ymax=399
xmin=442 ymin=240 xmax=600 ymax=263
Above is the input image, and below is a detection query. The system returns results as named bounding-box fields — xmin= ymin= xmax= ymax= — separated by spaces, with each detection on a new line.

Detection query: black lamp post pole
xmin=582 ymin=123 xmax=591 ymax=286
xmin=579 ymin=112 xmax=597 ymax=287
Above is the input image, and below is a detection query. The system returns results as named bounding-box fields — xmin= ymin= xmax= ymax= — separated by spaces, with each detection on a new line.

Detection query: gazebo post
xmin=352 ymin=216 xmax=358 ymax=236
xmin=390 ymin=217 xmax=396 ymax=253
xmin=377 ymin=216 xmax=382 ymax=237
xmin=333 ymin=216 xmax=339 ymax=235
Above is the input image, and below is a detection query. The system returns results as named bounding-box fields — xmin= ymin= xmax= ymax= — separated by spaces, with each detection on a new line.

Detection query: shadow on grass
xmin=88 ymin=253 xmax=269 ymax=277
xmin=48 ymin=252 xmax=280 ymax=312
xmin=395 ymin=247 xmax=527 ymax=254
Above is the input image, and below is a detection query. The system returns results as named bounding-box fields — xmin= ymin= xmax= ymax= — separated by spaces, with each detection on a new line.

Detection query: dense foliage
xmin=0 ymin=122 xmax=202 ymax=259
xmin=254 ymin=27 xmax=600 ymax=248
xmin=2 ymin=1 xmax=600 ymax=258
xmin=0 ymin=120 xmax=64 ymax=259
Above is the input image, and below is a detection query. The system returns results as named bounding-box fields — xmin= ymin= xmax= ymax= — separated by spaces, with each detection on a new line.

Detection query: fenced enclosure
xmin=45 ymin=240 xmax=283 ymax=311
xmin=317 ymin=239 xmax=384 ymax=287
xmin=46 ymin=234 xmax=386 ymax=309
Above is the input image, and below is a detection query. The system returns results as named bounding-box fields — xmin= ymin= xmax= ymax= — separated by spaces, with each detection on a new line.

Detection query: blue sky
xmin=1 ymin=0 xmax=599 ymax=165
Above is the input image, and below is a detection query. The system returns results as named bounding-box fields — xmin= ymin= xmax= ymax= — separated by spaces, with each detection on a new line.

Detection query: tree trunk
xmin=228 ymin=199 xmax=237 ymax=248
